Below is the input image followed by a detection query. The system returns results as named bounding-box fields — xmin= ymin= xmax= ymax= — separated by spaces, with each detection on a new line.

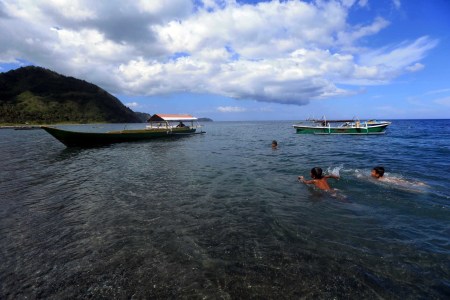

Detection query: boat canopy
xmin=147 ymin=114 xmax=198 ymax=122
xmin=313 ymin=119 xmax=355 ymax=123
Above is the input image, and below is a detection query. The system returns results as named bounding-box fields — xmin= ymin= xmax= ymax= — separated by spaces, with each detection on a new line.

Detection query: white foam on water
xmin=376 ymin=174 xmax=429 ymax=193
xmin=327 ymin=164 xmax=344 ymax=177
xmin=347 ymin=167 xmax=430 ymax=194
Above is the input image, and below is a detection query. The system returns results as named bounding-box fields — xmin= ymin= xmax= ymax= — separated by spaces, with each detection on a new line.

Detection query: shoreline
xmin=0 ymin=125 xmax=43 ymax=130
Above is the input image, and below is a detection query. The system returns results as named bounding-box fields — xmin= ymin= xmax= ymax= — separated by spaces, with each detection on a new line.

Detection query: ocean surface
xmin=1 ymin=119 xmax=449 ymax=299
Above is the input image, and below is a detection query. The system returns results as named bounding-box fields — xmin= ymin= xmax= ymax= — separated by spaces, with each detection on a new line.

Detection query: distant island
xmin=198 ymin=117 xmax=213 ymax=122
xmin=0 ymin=66 xmax=209 ymax=125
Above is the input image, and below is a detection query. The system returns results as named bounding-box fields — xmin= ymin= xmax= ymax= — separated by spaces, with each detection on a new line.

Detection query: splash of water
xmin=327 ymin=165 xmax=344 ymax=177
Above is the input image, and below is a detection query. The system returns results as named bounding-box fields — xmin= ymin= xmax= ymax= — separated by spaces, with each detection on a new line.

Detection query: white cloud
xmin=392 ymin=0 xmax=401 ymax=10
xmin=358 ymin=0 xmax=369 ymax=7
xmin=355 ymin=36 xmax=437 ymax=82
xmin=125 ymin=102 xmax=139 ymax=108
xmin=405 ymin=63 xmax=424 ymax=72
xmin=360 ymin=36 xmax=437 ymax=68
xmin=217 ymin=106 xmax=247 ymax=112
xmin=0 ymin=0 xmax=438 ymax=106
xmin=337 ymin=17 xmax=390 ymax=47
xmin=434 ymin=97 xmax=450 ymax=107
xmin=425 ymin=88 xmax=450 ymax=95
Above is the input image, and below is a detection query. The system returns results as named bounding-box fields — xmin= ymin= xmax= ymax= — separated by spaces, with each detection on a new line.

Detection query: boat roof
xmin=313 ymin=119 xmax=355 ymax=123
xmin=147 ymin=114 xmax=198 ymax=122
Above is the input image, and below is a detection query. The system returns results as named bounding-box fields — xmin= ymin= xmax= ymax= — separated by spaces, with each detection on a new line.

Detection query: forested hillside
xmin=0 ymin=66 xmax=142 ymax=124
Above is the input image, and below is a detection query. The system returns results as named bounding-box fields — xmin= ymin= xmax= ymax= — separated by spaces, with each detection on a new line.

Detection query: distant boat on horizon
xmin=293 ymin=118 xmax=391 ymax=135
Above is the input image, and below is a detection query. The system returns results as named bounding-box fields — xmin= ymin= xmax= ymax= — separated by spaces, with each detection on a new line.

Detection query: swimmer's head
xmin=310 ymin=167 xmax=323 ymax=179
xmin=371 ymin=166 xmax=385 ymax=178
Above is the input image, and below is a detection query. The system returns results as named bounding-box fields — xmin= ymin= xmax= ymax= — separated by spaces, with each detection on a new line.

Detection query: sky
xmin=0 ymin=0 xmax=449 ymax=121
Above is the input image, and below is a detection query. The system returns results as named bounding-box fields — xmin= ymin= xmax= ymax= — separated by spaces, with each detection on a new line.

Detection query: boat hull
xmin=42 ymin=126 xmax=198 ymax=147
xmin=293 ymin=122 xmax=390 ymax=135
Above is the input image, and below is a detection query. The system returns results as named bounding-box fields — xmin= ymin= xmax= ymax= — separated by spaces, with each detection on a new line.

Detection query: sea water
xmin=0 ymin=120 xmax=449 ymax=298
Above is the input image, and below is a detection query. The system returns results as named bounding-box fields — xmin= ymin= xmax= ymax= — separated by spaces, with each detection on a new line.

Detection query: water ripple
xmin=1 ymin=121 xmax=449 ymax=298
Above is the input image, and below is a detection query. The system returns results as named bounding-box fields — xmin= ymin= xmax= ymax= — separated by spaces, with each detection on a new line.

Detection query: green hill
xmin=0 ymin=66 xmax=142 ymax=124
xmin=134 ymin=111 xmax=152 ymax=122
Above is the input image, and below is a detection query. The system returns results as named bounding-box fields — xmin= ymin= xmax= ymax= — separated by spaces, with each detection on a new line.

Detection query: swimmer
xmin=371 ymin=166 xmax=428 ymax=192
xmin=371 ymin=166 xmax=385 ymax=179
xmin=272 ymin=140 xmax=278 ymax=149
xmin=298 ymin=167 xmax=340 ymax=191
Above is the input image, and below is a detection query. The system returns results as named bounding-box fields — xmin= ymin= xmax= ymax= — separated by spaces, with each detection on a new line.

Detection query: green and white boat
xmin=42 ymin=114 xmax=204 ymax=147
xmin=293 ymin=118 xmax=391 ymax=135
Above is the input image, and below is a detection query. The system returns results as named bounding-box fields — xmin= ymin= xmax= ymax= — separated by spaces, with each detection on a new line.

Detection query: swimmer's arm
xmin=298 ymin=176 xmax=315 ymax=184
xmin=325 ymin=175 xmax=340 ymax=180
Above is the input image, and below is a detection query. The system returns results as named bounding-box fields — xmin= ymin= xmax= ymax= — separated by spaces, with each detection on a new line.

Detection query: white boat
xmin=293 ymin=118 xmax=391 ymax=135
